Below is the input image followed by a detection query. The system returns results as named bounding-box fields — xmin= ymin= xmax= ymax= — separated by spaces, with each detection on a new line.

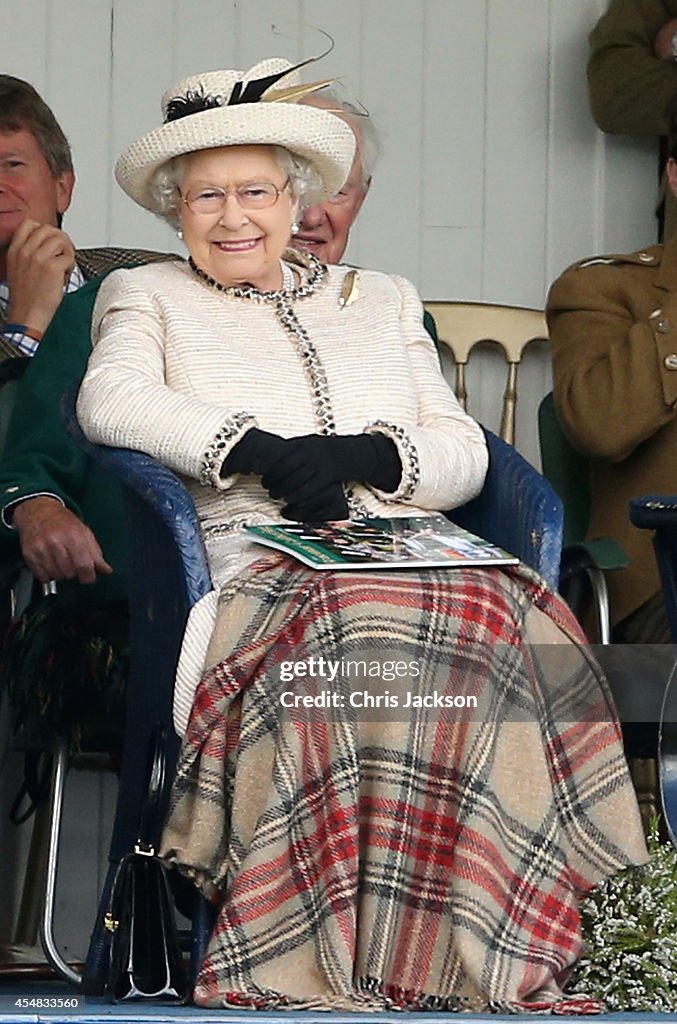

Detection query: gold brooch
xmin=338 ymin=270 xmax=360 ymax=309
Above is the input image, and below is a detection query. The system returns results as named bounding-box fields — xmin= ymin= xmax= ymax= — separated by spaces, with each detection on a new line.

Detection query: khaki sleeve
xmin=546 ymin=263 xmax=677 ymax=461
xmin=588 ymin=0 xmax=677 ymax=135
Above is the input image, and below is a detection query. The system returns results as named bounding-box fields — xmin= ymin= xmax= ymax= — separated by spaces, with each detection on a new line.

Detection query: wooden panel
xmin=0 ymin=0 xmax=49 ymax=89
xmin=358 ymin=1 xmax=423 ymax=284
xmin=422 ymin=226 xmax=483 ymax=301
xmin=108 ymin=0 xmax=176 ymax=251
xmin=601 ymin=136 xmax=658 ymax=252
xmin=300 ymin=4 xmax=363 ymax=88
xmin=173 ymin=0 xmax=238 ymax=80
xmin=48 ymin=2 xmax=113 ymax=246
xmin=546 ymin=0 xmax=603 ymax=287
xmin=237 ymin=0 xmax=302 ymax=69
xmin=302 ymin=0 xmax=364 ymax=265
xmin=422 ymin=0 xmax=486 ymax=229
xmin=483 ymin=1 xmax=549 ymax=307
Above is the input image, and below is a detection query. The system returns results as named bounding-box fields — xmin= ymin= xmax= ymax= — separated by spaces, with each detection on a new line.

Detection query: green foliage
xmin=568 ymin=820 xmax=677 ymax=1011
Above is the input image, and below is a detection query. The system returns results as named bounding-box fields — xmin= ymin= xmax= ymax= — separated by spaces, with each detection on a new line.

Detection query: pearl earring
xmin=177 ymin=228 xmax=183 ymax=240
xmin=291 ymin=221 xmax=300 ymax=235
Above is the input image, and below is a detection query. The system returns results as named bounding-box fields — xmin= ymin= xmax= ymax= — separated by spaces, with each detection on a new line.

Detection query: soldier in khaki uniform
xmin=548 ymin=243 xmax=676 ymax=640
xmin=588 ymin=0 xmax=677 ymax=238
xmin=547 ymin=93 xmax=677 ymax=643
xmin=547 ymin=101 xmax=677 ymax=820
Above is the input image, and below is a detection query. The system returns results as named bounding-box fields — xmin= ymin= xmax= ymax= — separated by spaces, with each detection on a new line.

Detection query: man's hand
xmin=6 ymin=219 xmax=75 ymax=335
xmin=654 ymin=19 xmax=677 ymax=61
xmin=12 ymin=496 xmax=112 ymax=585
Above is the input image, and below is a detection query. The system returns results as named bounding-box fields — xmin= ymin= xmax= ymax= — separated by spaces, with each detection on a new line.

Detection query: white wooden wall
xmin=0 ymin=0 xmax=661 ymax=959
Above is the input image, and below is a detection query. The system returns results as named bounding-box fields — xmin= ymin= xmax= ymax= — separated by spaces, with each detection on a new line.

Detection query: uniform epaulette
xmin=575 ymin=250 xmax=658 ymax=269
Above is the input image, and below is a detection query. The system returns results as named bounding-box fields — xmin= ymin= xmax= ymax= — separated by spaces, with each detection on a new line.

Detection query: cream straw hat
xmin=114 ymin=57 xmax=356 ymax=209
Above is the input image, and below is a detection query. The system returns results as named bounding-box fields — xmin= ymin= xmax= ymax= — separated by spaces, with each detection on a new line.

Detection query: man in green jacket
xmin=0 ymin=278 xmax=128 ymax=607
xmin=0 ymin=76 xmax=173 ymax=591
xmin=0 ymin=75 xmax=172 ymax=598
xmin=588 ymin=0 xmax=677 ymax=237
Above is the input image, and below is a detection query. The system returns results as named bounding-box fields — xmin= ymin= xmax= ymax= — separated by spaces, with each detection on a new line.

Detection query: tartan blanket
xmin=161 ymin=556 xmax=647 ymax=1013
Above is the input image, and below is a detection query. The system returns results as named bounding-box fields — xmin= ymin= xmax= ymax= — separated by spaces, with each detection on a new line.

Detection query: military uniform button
xmin=664 ymin=354 xmax=677 ymax=370
xmin=658 ymin=319 xmax=673 ymax=333
xmin=638 ymin=252 xmax=654 ymax=262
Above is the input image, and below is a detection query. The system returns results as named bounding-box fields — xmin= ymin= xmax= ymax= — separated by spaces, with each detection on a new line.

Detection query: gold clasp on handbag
xmin=104 ymin=912 xmax=119 ymax=932
xmin=133 ymin=842 xmax=156 ymax=857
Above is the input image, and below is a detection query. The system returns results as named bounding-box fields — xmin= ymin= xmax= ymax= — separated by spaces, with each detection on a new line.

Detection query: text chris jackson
xmin=279 ymin=691 xmax=478 ymax=709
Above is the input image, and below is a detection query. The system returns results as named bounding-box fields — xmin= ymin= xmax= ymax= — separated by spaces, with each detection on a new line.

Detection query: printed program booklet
xmin=246 ymin=515 xmax=519 ymax=571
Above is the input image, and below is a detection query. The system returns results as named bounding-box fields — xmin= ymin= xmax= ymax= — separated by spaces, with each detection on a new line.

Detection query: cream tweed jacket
xmin=78 ymin=255 xmax=489 ymax=729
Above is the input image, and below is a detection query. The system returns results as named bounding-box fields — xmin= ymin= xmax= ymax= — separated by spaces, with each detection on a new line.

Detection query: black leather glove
xmin=261 ymin=433 xmax=401 ymax=506
xmin=222 ymin=427 xmax=288 ymax=478
xmin=282 ymin=482 xmax=349 ymax=522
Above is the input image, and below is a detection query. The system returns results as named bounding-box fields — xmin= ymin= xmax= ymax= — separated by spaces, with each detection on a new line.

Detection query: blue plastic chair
xmin=62 ymin=382 xmax=563 ymax=993
xmin=61 ymin=387 xmax=212 ymax=993
xmin=629 ymin=496 xmax=677 ymax=644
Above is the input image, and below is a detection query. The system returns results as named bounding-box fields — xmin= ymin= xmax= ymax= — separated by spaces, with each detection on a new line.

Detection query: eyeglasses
xmin=180 ymin=179 xmax=290 ymax=214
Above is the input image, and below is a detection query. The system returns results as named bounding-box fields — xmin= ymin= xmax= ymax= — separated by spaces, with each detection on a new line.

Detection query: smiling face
xmin=0 ymin=127 xmax=74 ymax=267
xmin=293 ymin=149 xmax=369 ymax=265
xmin=178 ymin=144 xmax=299 ymax=292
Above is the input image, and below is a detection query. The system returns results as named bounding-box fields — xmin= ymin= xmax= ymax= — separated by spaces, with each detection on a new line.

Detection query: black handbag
xmin=104 ymin=726 xmax=188 ymax=1003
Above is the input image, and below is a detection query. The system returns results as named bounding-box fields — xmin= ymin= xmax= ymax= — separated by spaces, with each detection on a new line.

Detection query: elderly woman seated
xmin=76 ymin=56 xmax=647 ymax=1013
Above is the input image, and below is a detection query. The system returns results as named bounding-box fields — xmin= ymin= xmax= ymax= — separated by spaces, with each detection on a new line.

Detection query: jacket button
xmin=658 ymin=319 xmax=672 ymax=333
xmin=664 ymin=354 xmax=677 ymax=370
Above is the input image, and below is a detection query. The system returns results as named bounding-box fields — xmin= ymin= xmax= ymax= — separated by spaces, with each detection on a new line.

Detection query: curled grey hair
xmin=306 ymin=88 xmax=379 ymax=186
xmin=148 ymin=145 xmax=323 ymax=228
